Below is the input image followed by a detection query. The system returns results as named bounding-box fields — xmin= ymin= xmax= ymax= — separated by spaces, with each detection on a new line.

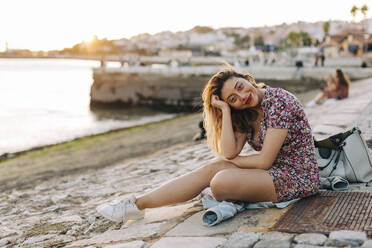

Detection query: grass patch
xmin=0 ymin=113 xmax=199 ymax=166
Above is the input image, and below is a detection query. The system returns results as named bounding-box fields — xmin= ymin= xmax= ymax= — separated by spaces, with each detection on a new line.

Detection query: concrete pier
xmin=91 ymin=66 xmax=372 ymax=111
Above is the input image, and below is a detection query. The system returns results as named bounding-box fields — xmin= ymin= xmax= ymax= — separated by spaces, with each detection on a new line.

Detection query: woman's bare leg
xmin=135 ymin=160 xmax=278 ymax=210
xmin=210 ymin=168 xmax=277 ymax=202
xmin=135 ymin=159 xmax=237 ymax=209
xmin=314 ymin=92 xmax=326 ymax=104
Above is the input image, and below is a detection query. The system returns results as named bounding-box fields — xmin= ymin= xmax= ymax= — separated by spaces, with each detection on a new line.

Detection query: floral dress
xmin=247 ymin=87 xmax=321 ymax=202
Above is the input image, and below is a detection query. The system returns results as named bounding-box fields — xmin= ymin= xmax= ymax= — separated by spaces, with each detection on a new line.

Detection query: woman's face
xmin=220 ymin=76 xmax=259 ymax=110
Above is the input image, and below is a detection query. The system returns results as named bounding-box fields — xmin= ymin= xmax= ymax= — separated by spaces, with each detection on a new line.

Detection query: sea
xmin=0 ymin=58 xmax=177 ymax=156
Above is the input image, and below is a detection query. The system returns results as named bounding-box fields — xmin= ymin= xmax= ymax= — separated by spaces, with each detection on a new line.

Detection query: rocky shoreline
xmin=0 ymin=113 xmax=202 ymax=192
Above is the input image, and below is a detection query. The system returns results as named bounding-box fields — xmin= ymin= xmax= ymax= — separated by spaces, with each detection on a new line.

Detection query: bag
xmin=314 ymin=127 xmax=372 ymax=183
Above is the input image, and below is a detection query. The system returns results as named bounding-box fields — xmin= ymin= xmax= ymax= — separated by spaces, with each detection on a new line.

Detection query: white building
xmin=364 ymin=18 xmax=372 ymax=34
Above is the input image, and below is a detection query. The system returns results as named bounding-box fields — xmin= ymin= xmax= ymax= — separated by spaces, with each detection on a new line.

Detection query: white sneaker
xmin=96 ymin=195 xmax=144 ymax=222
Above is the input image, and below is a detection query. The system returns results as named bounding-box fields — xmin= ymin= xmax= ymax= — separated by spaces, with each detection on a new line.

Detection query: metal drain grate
xmin=271 ymin=191 xmax=372 ymax=237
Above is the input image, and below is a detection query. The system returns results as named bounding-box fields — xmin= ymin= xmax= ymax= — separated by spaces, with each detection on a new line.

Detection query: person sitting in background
xmin=306 ymin=68 xmax=350 ymax=107
xmin=192 ymin=120 xmax=206 ymax=141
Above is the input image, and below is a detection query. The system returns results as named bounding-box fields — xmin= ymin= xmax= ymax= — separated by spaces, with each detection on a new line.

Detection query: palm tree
xmin=360 ymin=4 xmax=369 ymax=31
xmin=322 ymin=21 xmax=330 ymax=37
xmin=361 ymin=4 xmax=369 ymax=18
xmin=351 ymin=5 xmax=359 ymax=21
xmin=286 ymin=32 xmax=301 ymax=47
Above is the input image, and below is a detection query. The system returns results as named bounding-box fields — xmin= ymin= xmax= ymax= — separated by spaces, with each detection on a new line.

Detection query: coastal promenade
xmin=91 ymin=66 xmax=372 ymax=111
xmin=1 ymin=78 xmax=372 ymax=247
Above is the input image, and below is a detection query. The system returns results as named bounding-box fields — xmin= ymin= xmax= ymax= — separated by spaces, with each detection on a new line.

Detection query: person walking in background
xmin=100 ymin=55 xmax=106 ymax=68
xmin=96 ymin=68 xmax=320 ymax=223
xmin=320 ymin=50 xmax=325 ymax=67
xmin=306 ymin=68 xmax=350 ymax=107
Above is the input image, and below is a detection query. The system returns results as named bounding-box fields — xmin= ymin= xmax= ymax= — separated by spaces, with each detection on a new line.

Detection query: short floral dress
xmin=247 ymin=87 xmax=321 ymax=202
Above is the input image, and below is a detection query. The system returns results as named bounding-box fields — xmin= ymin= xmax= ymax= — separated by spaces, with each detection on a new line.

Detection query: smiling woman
xmin=96 ymin=67 xmax=321 ymax=224
xmin=219 ymin=76 xmax=263 ymax=109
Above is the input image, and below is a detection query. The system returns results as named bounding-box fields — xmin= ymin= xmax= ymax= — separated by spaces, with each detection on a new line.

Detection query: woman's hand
xmin=211 ymin=95 xmax=229 ymax=111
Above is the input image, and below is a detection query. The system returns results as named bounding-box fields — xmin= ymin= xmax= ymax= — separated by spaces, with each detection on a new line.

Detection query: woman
xmin=307 ymin=68 xmax=350 ymax=107
xmin=97 ymin=68 xmax=321 ymax=223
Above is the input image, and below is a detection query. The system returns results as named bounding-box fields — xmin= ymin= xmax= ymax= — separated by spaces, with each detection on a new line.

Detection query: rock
xmin=166 ymin=211 xmax=262 ymax=237
xmin=50 ymin=215 xmax=83 ymax=224
xmin=66 ymin=225 xmax=80 ymax=236
xmin=0 ymin=238 xmax=10 ymax=246
xmin=84 ymin=222 xmax=98 ymax=235
xmin=151 ymin=237 xmax=226 ymax=248
xmin=22 ymin=234 xmax=55 ymax=245
xmin=325 ymin=230 xmax=367 ymax=247
xmin=51 ymin=194 xmax=68 ymax=203
xmin=104 ymin=240 xmax=146 ymax=248
xmin=260 ymin=231 xmax=294 ymax=242
xmin=294 ymin=233 xmax=327 ymax=246
xmin=221 ymin=232 xmax=261 ymax=248
xmin=0 ymin=226 xmax=18 ymax=239
xmin=67 ymin=221 xmax=171 ymax=247
xmin=145 ymin=202 xmax=196 ymax=223
xmin=29 ymin=235 xmax=75 ymax=248
xmin=362 ymin=239 xmax=372 ymax=248
xmin=293 ymin=245 xmax=326 ymax=248
xmin=88 ymin=216 xmax=96 ymax=224
xmin=253 ymin=239 xmax=291 ymax=248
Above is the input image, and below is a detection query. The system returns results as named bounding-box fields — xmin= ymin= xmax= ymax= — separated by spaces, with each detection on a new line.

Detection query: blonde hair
xmin=202 ymin=68 xmax=264 ymax=155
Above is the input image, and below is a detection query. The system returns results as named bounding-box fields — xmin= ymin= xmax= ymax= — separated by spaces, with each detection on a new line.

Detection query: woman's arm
xmin=226 ymin=128 xmax=288 ymax=169
xmin=212 ymin=95 xmax=247 ymax=159
xmin=325 ymin=76 xmax=336 ymax=89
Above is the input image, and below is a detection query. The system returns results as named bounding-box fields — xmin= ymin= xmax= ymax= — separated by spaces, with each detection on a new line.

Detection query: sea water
xmin=0 ymin=58 xmax=176 ymax=155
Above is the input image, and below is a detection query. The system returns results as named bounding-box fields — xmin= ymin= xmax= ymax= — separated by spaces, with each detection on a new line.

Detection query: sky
xmin=0 ymin=0 xmax=371 ymax=51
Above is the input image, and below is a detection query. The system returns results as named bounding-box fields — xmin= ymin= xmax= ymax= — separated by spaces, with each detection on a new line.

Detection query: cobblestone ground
xmin=1 ymin=78 xmax=372 ymax=248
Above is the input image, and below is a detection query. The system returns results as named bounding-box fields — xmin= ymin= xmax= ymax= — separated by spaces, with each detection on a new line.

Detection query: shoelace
xmin=112 ymin=198 xmax=132 ymax=218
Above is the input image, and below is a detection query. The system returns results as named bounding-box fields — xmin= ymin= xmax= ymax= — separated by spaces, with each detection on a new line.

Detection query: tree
xmin=234 ymin=34 xmax=251 ymax=49
xmin=351 ymin=5 xmax=359 ymax=21
xmin=286 ymin=32 xmax=301 ymax=47
xmin=361 ymin=4 xmax=369 ymax=18
xmin=191 ymin=26 xmax=214 ymax=34
xmin=254 ymin=36 xmax=265 ymax=47
xmin=285 ymin=31 xmax=312 ymax=47
xmin=322 ymin=21 xmax=330 ymax=37
xmin=298 ymin=31 xmax=312 ymax=47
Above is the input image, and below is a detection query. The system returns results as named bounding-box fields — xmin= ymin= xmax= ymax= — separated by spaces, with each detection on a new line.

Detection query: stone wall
xmin=91 ymin=70 xmax=211 ymax=112
xmin=90 ymin=66 xmax=372 ymax=112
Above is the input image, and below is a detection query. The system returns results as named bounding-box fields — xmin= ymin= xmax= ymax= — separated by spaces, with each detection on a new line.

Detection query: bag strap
xmin=314 ymin=128 xmax=355 ymax=149
xmin=328 ymin=147 xmax=343 ymax=175
xmin=318 ymin=147 xmax=342 ymax=170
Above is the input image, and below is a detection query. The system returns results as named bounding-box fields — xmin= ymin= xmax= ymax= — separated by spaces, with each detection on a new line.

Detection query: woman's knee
xmin=200 ymin=159 xmax=236 ymax=178
xmin=210 ymin=170 xmax=235 ymax=201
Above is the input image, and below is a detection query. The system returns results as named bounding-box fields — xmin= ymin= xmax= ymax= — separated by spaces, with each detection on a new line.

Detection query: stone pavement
xmin=1 ymin=78 xmax=372 ymax=247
